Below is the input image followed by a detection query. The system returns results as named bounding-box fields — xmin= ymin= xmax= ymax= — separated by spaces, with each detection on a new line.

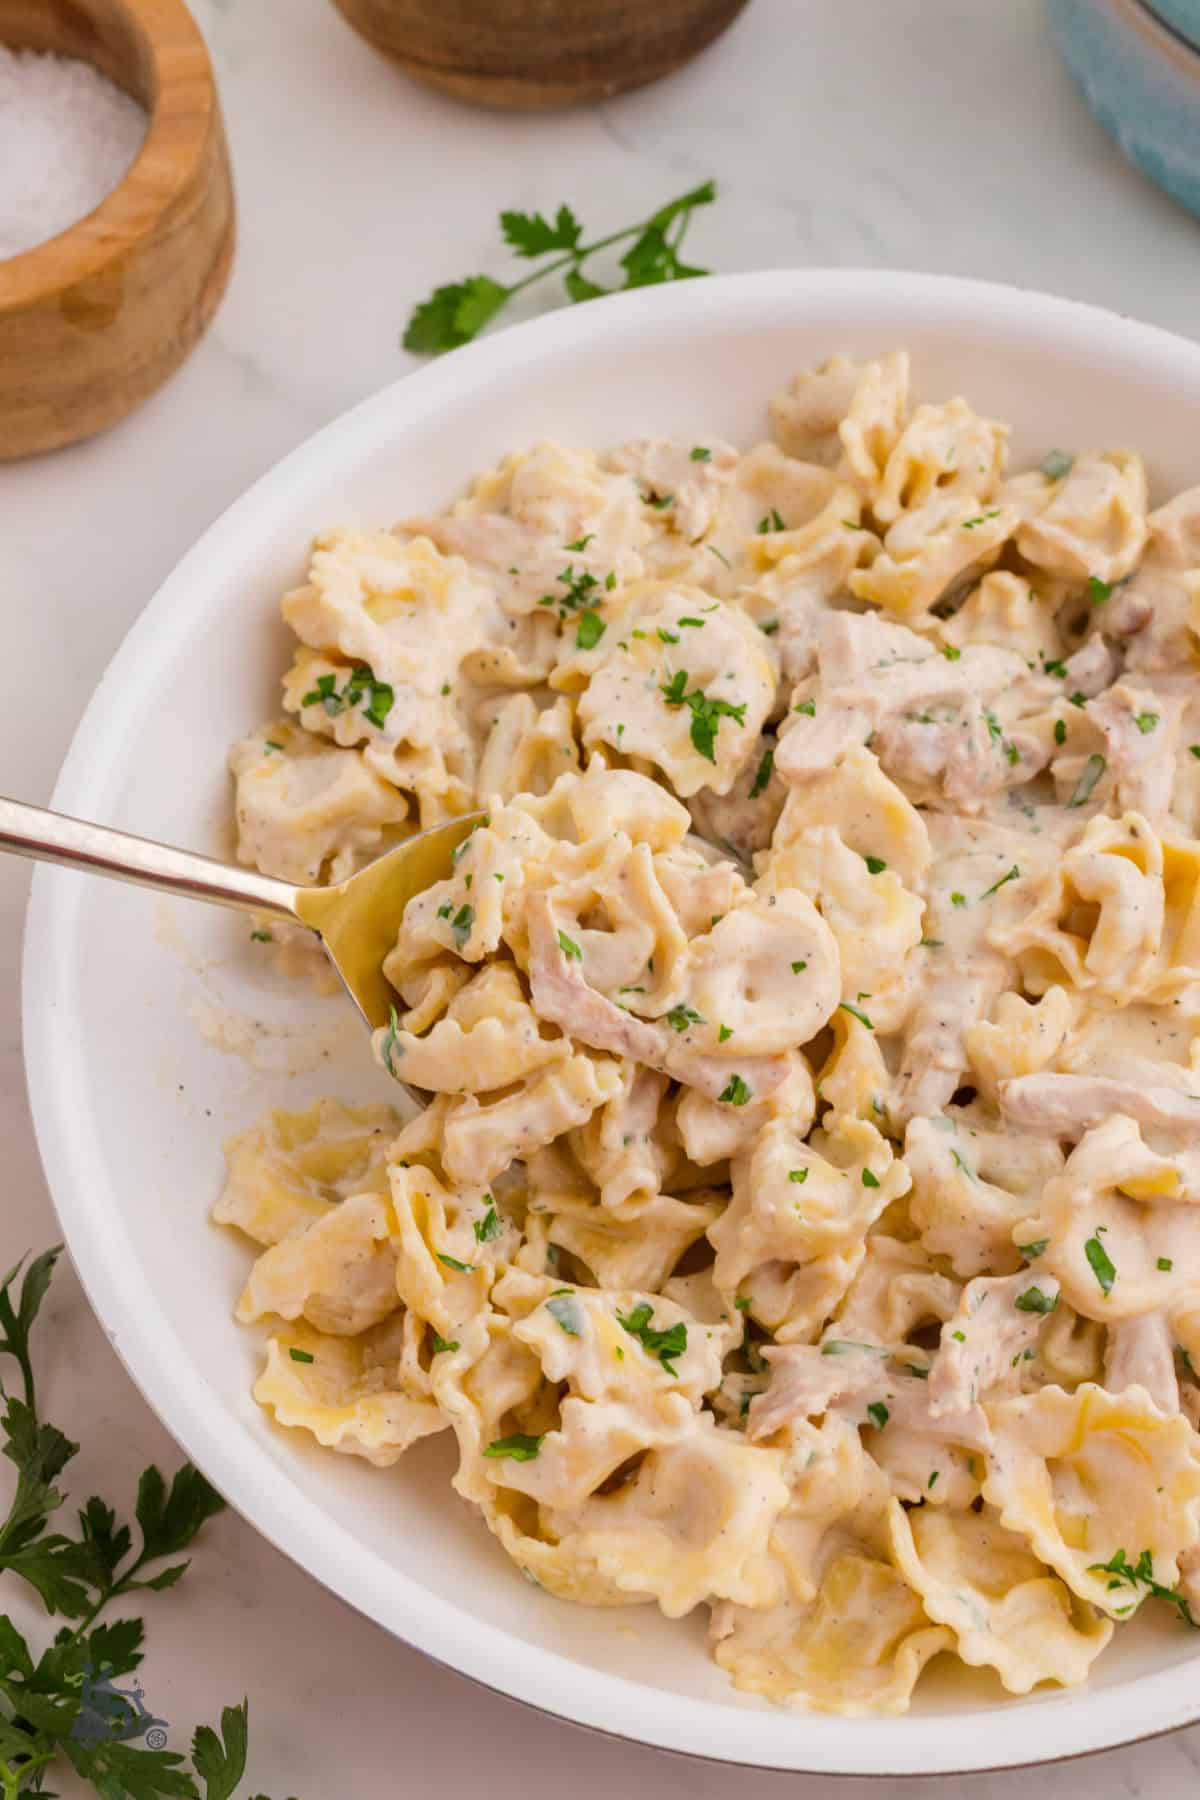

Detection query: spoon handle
xmin=0 ymin=795 xmax=301 ymax=924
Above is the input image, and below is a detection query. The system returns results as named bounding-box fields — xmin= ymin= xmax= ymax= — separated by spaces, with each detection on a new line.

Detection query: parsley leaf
xmin=191 ymin=1699 xmax=251 ymax=1800
xmin=557 ymin=929 xmax=583 ymax=961
xmin=616 ymin=1304 xmax=688 ymax=1376
xmin=501 ymin=204 xmax=582 ymax=257
xmin=404 ymin=182 xmax=717 ymax=353
xmin=1085 ymin=1233 xmax=1117 ymax=1295
xmin=546 ymin=1293 xmax=584 ymax=1337
xmin=659 ymin=672 xmax=746 ymax=762
xmin=718 ymin=1074 xmax=752 ymax=1106
xmin=665 ymin=1003 xmax=705 ymax=1032
xmin=1068 ymin=753 xmax=1106 ymax=808
xmin=749 ymin=748 xmax=774 ymax=798
xmin=474 ymin=1204 xmax=502 ymax=1244
xmin=1014 ymin=1285 xmax=1057 ymax=1315
xmin=575 ymin=608 xmax=605 ymax=650
xmin=1087 ymin=1547 xmax=1196 ymax=1627
xmin=483 ymin=1434 xmax=544 ymax=1462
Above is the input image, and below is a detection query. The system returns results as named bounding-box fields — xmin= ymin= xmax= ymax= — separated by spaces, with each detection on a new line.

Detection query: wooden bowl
xmin=330 ymin=0 xmax=751 ymax=110
xmin=0 ymin=0 xmax=235 ymax=459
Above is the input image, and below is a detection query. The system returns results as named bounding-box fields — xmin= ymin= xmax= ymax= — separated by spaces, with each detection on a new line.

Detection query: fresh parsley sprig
xmin=403 ymin=181 xmax=717 ymax=355
xmin=0 ymin=1247 xmax=292 ymax=1799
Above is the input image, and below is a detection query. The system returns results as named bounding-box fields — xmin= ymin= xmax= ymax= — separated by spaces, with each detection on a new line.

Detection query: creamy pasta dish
xmin=218 ymin=349 xmax=1200 ymax=1714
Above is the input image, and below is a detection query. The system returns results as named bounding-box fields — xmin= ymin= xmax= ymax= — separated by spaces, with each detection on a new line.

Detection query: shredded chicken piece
xmin=1104 ymin=1314 xmax=1179 ymax=1415
xmin=999 ymin=1072 xmax=1200 ymax=1140
xmin=930 ymin=1273 xmax=1059 ymax=1416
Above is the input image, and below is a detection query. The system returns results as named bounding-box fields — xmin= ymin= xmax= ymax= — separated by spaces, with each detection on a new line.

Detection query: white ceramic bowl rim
xmin=24 ymin=269 xmax=1200 ymax=1776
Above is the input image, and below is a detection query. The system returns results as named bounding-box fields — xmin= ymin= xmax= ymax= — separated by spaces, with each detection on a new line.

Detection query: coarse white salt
xmin=0 ymin=45 xmax=147 ymax=261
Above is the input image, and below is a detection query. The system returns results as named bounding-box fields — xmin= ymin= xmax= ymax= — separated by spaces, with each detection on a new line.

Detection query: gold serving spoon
xmin=0 ymin=796 xmax=483 ymax=1032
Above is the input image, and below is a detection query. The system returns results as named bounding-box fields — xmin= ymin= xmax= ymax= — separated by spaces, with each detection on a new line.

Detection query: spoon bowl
xmin=0 ymin=793 xmax=481 ymax=1042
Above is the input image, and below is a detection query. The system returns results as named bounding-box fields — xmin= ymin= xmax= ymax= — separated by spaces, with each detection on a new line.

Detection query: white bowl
xmin=24 ymin=270 xmax=1200 ymax=1776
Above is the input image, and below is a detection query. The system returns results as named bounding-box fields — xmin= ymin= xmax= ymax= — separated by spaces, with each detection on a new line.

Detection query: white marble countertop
xmin=6 ymin=0 xmax=1200 ymax=1791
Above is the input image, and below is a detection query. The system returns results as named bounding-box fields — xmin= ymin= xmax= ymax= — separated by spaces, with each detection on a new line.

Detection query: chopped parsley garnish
xmin=1068 ymin=753 xmax=1106 ymax=808
xmin=756 ymin=508 xmax=786 ymax=534
xmin=379 ymin=1003 xmax=403 ymax=1078
xmin=749 ymin=747 xmax=774 ymax=797
xmin=437 ymin=1252 xmax=474 ymax=1274
xmin=718 ymin=1024 xmax=733 ymax=1043
xmin=450 ymin=904 xmax=474 ymax=946
xmin=483 ymin=1434 xmax=544 ymax=1462
xmin=928 ymin=1471 xmax=940 ymax=1489
xmin=431 ymin=1334 xmax=460 ymax=1354
xmin=759 ymin=618 xmax=780 ymax=636
xmin=951 ymin=891 xmax=966 ymax=907
xmin=980 ymin=864 xmax=1020 ymax=898
xmin=1087 ymin=1548 xmax=1196 ymax=1627
xmin=659 ymin=669 xmax=747 ymax=762
xmin=718 ymin=1074 xmax=753 ymax=1106
xmin=250 ymin=928 xmax=273 ymax=943
xmin=789 ymin=1168 xmax=809 ymax=1184
xmin=288 ymin=1347 xmax=315 ymax=1364
xmin=1084 ymin=1233 xmax=1116 ymax=1295
xmin=474 ymin=1204 xmax=502 ymax=1243
xmin=921 ymin=938 xmax=944 ymax=949
xmin=1041 ymin=449 xmax=1074 ymax=480
xmin=861 ymin=1169 xmax=881 ymax=1189
xmin=1069 ymin=690 xmax=1087 ymax=708
xmin=839 ymin=1001 xmax=874 ymax=1030
xmin=557 ymin=929 xmax=583 ymax=961
xmin=707 ymin=544 xmax=732 ymax=569
xmin=867 ymin=1402 xmax=889 ymax=1430
xmin=576 ymin=608 xmax=606 ymax=650
xmin=941 ymin=645 xmax=962 ymax=661
xmin=665 ymin=1003 xmax=705 ymax=1032
xmin=546 ymin=1293 xmax=583 ymax=1336
xmin=1192 ymin=746 xmax=1200 ymax=760
xmin=263 ymin=738 xmax=283 ymax=752
xmin=1159 ymin=1257 xmax=1174 ymax=1272
xmin=690 ymin=446 xmax=711 ymax=461
xmin=616 ymin=1303 xmax=687 ymax=1375
xmin=539 ymin=562 xmax=608 ymax=619
xmin=1014 ymin=1285 xmax=1057 ymax=1314
xmin=678 ymin=615 xmax=705 ymax=628
xmin=952 ymin=1330 xmax=966 ymax=1343
xmin=864 ymin=855 xmax=887 ymax=874
xmin=1135 ymin=711 xmax=1160 ymax=735
xmin=794 ymin=698 xmax=816 ymax=716
xmin=1088 ymin=575 xmax=1112 ymax=606
xmin=820 ymin=1340 xmax=888 ymax=1357
xmin=1019 ymin=1239 xmax=1049 ymax=1262
xmin=657 ymin=626 xmax=680 ymax=644
xmin=643 ymin=489 xmax=674 ymax=510
xmin=791 ymin=959 xmax=807 ymax=973
xmin=734 ymin=1294 xmax=751 ymax=1312
xmin=301 ymin=663 xmax=395 ymax=731
xmin=1054 ymin=718 xmax=1067 ymax=746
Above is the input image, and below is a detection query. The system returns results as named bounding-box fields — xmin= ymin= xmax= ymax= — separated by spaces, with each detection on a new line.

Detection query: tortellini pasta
xmin=219 ymin=350 xmax=1200 ymax=1716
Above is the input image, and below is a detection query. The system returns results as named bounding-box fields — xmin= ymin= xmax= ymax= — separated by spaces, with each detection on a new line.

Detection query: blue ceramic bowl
xmin=1144 ymin=0 xmax=1200 ymax=49
xmin=1048 ymin=0 xmax=1200 ymax=218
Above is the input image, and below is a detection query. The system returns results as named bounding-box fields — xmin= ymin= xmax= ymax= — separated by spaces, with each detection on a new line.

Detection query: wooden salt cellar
xmin=330 ymin=0 xmax=751 ymax=110
xmin=0 ymin=0 xmax=235 ymax=459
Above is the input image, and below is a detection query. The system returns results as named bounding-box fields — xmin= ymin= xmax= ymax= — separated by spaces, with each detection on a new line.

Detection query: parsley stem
xmin=502 ymin=213 xmax=680 ymax=301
